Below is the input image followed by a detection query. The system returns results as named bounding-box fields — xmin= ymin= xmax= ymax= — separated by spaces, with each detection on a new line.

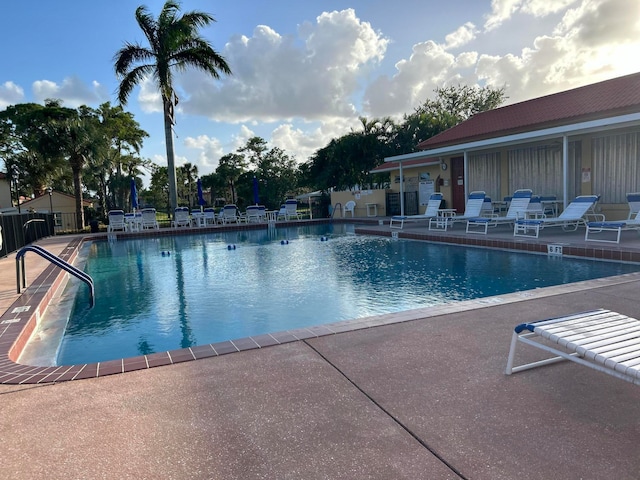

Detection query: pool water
xmin=54 ymin=224 xmax=640 ymax=365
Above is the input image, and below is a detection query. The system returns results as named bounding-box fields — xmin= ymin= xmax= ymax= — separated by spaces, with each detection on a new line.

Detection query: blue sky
xmin=2 ymin=0 xmax=639 ymax=185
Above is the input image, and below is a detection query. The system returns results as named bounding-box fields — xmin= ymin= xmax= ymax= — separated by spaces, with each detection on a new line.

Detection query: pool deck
xmin=1 ymin=221 xmax=640 ymax=479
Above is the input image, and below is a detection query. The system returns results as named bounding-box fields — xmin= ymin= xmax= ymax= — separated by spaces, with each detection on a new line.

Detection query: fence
xmin=0 ymin=212 xmax=55 ymax=258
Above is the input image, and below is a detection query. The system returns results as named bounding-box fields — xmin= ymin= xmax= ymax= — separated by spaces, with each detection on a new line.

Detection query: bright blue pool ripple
xmin=54 ymin=224 xmax=640 ymax=365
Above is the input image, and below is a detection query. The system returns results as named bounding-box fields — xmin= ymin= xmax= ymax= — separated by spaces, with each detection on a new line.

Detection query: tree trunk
xmin=72 ymin=165 xmax=84 ymax=230
xmin=163 ymin=100 xmax=178 ymax=215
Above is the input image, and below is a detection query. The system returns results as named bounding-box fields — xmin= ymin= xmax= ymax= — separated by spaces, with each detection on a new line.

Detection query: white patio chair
xmin=172 ymin=207 xmax=191 ymax=228
xmin=343 ymin=200 xmax=356 ymax=217
xmin=141 ymin=208 xmax=159 ymax=230
xmin=107 ymin=210 xmax=126 ymax=232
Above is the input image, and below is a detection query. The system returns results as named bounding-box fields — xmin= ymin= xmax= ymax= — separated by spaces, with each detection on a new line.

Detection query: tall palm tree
xmin=114 ymin=0 xmax=231 ymax=213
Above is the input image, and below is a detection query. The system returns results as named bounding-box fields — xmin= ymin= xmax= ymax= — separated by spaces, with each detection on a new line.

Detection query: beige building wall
xmin=21 ymin=191 xmax=88 ymax=214
xmin=329 ymin=189 xmax=388 ymax=217
xmin=0 ymin=178 xmax=12 ymax=209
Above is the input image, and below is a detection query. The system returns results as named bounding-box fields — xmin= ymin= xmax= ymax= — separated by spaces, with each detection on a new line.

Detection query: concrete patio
xmin=1 ymin=224 xmax=639 ymax=479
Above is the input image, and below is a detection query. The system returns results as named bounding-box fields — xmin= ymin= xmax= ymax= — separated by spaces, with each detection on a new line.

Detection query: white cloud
xmin=363 ymin=41 xmax=472 ymax=117
xmin=484 ymin=0 xmax=522 ymax=31
xmin=0 ymin=81 xmax=25 ymax=109
xmin=484 ymin=0 xmax=579 ymax=31
xmin=138 ymin=77 xmax=163 ymax=114
xmin=365 ymin=0 xmax=640 ymax=116
xmin=179 ymin=9 xmax=389 ymax=123
xmin=31 ymin=76 xmax=108 ymax=107
xmin=271 ymin=117 xmax=359 ymax=162
xmin=444 ymin=23 xmax=478 ymax=50
xmin=183 ymin=135 xmax=225 ymax=173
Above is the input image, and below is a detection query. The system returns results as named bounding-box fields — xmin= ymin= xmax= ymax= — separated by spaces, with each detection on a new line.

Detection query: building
xmin=380 ymin=72 xmax=640 ymax=219
xmin=20 ymin=191 xmax=93 ymax=232
xmin=0 ymin=173 xmax=13 ymax=210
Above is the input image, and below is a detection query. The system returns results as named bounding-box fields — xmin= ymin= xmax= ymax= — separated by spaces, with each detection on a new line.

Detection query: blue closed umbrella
xmin=197 ymin=178 xmax=206 ymax=208
xmin=130 ymin=178 xmax=138 ymax=210
xmin=252 ymin=176 xmax=259 ymax=205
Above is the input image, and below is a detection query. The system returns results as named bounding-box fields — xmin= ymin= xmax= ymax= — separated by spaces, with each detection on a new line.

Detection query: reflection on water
xmin=54 ymin=224 xmax=640 ymax=365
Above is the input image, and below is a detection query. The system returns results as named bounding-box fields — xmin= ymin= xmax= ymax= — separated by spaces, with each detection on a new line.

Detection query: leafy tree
xmin=0 ymin=101 xmax=72 ymax=196
xmin=394 ymin=84 xmax=507 ymax=154
xmin=179 ymin=162 xmax=199 ymax=208
xmin=199 ymin=171 xmax=227 ymax=207
xmin=50 ymin=105 xmax=107 ymax=229
xmin=114 ymin=0 xmax=231 ymax=214
xmin=94 ymin=102 xmax=149 ymax=211
xmin=215 ymin=152 xmax=247 ymax=204
xmin=146 ymin=165 xmax=170 ymax=211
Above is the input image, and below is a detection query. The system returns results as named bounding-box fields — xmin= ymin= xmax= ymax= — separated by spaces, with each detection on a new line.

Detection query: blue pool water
xmin=55 ymin=224 xmax=640 ymax=365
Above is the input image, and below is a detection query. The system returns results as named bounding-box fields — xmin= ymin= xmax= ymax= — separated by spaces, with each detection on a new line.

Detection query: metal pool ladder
xmin=16 ymin=245 xmax=95 ymax=308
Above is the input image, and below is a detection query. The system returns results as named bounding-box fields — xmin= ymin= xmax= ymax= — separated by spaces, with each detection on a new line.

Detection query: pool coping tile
xmin=2 ymin=221 xmax=640 ymax=384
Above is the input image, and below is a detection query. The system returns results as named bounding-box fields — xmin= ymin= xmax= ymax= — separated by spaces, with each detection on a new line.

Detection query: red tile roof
xmin=418 ymin=71 xmax=640 ymax=150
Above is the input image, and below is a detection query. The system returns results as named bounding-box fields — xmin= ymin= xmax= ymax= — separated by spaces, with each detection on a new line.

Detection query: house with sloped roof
xmin=377 ymin=72 xmax=640 ymax=219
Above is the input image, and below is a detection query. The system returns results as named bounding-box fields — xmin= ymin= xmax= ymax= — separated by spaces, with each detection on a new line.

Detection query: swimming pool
xmin=41 ymin=224 xmax=640 ymax=365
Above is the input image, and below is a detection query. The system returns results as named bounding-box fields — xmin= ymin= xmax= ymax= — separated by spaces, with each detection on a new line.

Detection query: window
xmin=508 ymin=142 xmax=581 ymax=200
xmin=467 ymin=152 xmax=501 ymax=200
xmin=592 ymin=132 xmax=640 ymax=204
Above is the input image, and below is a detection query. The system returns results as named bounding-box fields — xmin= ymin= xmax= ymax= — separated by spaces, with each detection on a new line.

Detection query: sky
xmin=2 ymin=0 xmax=640 ymax=185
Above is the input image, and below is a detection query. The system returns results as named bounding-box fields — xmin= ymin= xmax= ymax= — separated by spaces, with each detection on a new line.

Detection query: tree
xmin=179 ymin=162 xmax=198 ymax=207
xmin=216 ymin=153 xmax=247 ymax=204
xmin=114 ymin=0 xmax=231 ymax=213
xmin=0 ymin=102 xmax=72 ymax=196
xmin=94 ymin=102 xmax=149 ymax=211
xmin=52 ymin=106 xmax=107 ymax=229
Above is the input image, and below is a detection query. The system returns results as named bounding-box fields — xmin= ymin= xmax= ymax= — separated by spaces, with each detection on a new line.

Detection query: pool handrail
xmin=16 ymin=245 xmax=95 ymax=308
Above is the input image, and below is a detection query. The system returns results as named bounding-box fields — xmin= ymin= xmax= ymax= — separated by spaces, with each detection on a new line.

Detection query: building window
xmin=592 ymin=132 xmax=640 ymax=204
xmin=508 ymin=142 xmax=581 ymax=200
xmin=468 ymin=152 xmax=501 ymax=200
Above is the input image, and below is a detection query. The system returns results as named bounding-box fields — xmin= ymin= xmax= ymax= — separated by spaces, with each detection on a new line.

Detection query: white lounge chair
xmin=141 ymin=208 xmax=159 ymax=230
xmin=107 ymin=210 xmax=126 ymax=232
xmin=343 ymin=200 xmax=356 ymax=218
xmin=466 ymin=189 xmax=532 ymax=234
xmin=245 ymin=205 xmax=263 ymax=223
xmin=585 ymin=218 xmax=640 ymax=243
xmin=220 ymin=204 xmax=241 ymax=224
xmin=285 ymin=199 xmax=302 ymax=220
xmin=506 ymin=309 xmax=640 ymax=386
xmin=276 ymin=205 xmax=288 ymax=221
xmin=203 ymin=207 xmax=217 ymax=225
xmin=513 ymin=195 xmax=601 ymax=238
xmin=626 ymin=192 xmax=640 ymax=220
xmin=390 ymin=193 xmax=442 ymax=229
xmin=172 ymin=207 xmax=191 ymax=228
xmin=429 ymin=191 xmax=486 ymax=231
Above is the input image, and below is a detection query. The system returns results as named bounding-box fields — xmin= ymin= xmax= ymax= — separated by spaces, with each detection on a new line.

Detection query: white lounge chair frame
xmin=141 ymin=208 xmax=159 ymax=230
xmin=506 ymin=309 xmax=640 ymax=385
xmin=220 ymin=205 xmax=241 ymax=224
xmin=466 ymin=189 xmax=532 ymax=234
xmin=627 ymin=192 xmax=640 ymax=220
xmin=172 ymin=207 xmax=191 ymax=228
xmin=285 ymin=200 xmax=302 ymax=220
xmin=107 ymin=210 xmax=126 ymax=232
xmin=203 ymin=207 xmax=217 ymax=225
xmin=390 ymin=193 xmax=442 ymax=229
xmin=429 ymin=191 xmax=486 ymax=231
xmin=513 ymin=195 xmax=601 ymax=238
xmin=245 ymin=205 xmax=263 ymax=223
xmin=585 ymin=219 xmax=640 ymax=243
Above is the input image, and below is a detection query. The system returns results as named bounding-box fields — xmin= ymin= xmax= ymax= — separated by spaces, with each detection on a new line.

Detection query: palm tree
xmin=113 ymin=0 xmax=231 ymax=213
